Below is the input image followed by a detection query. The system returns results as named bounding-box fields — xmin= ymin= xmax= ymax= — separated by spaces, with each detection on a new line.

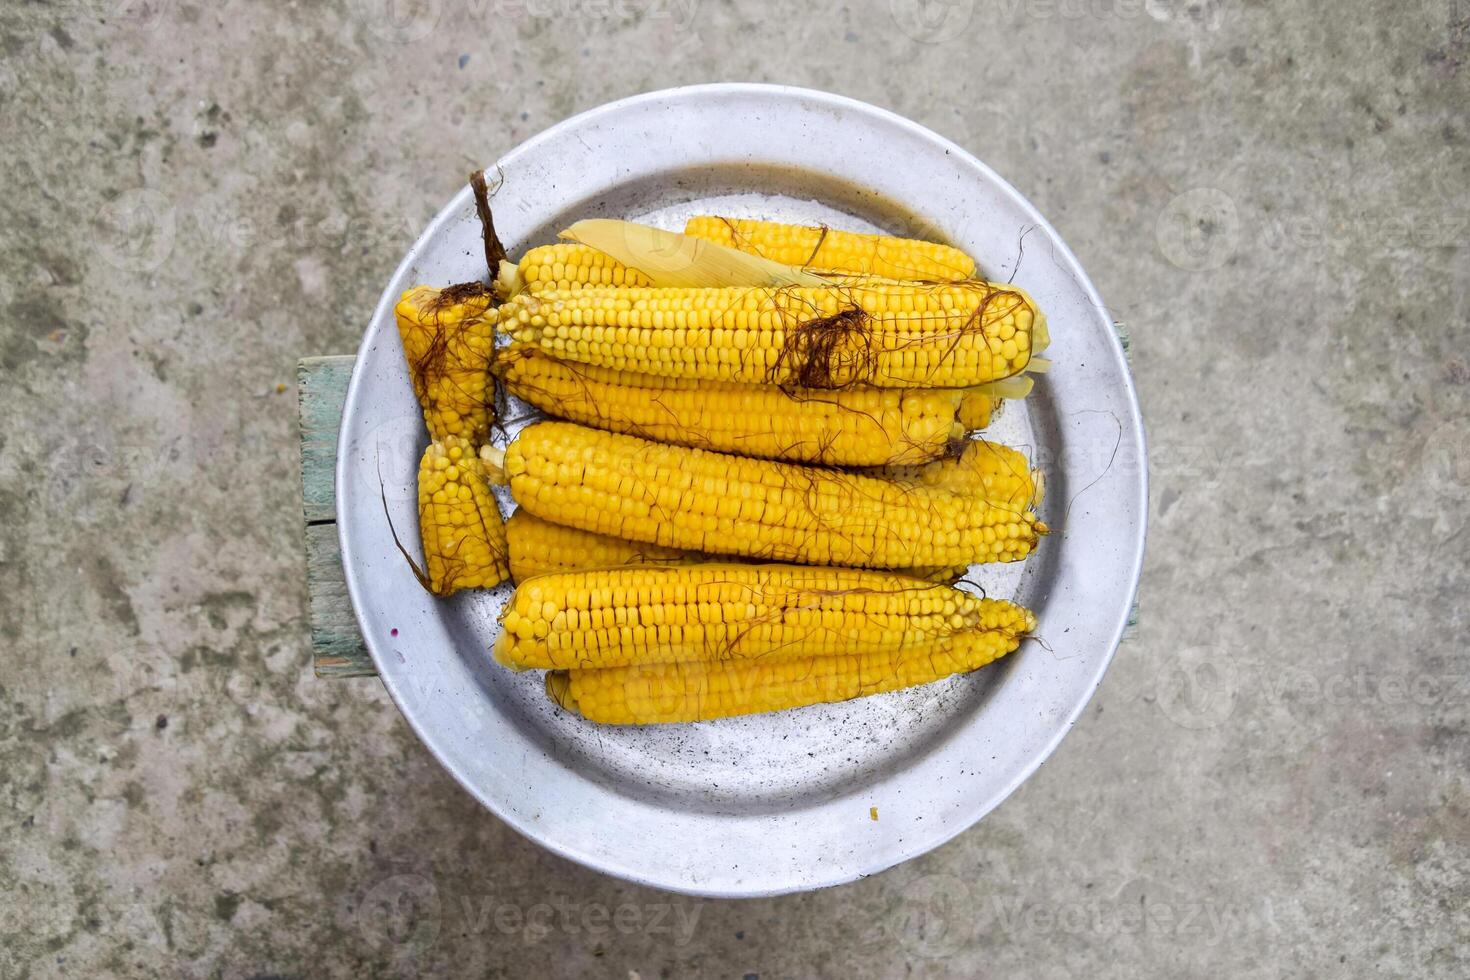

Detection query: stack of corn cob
xmin=393 ymin=214 xmax=1048 ymax=725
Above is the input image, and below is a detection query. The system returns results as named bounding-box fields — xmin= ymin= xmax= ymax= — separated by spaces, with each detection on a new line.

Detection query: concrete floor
xmin=2 ymin=0 xmax=1467 ymax=976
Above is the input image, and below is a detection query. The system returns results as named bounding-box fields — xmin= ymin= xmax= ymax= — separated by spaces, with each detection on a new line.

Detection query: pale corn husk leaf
xmin=1032 ymin=310 xmax=1050 ymax=352
xmin=560 ymin=219 xmax=829 ymax=289
xmin=970 ymin=375 xmax=1035 ymax=400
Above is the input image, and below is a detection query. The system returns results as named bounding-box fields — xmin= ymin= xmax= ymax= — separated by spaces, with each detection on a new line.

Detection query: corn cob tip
xmin=491 ymin=631 xmax=529 ymax=671
xmin=493 ymin=259 xmax=521 ymax=299
xmin=957 ymin=390 xmax=997 ymax=432
xmin=478 ymin=443 xmax=507 ymax=484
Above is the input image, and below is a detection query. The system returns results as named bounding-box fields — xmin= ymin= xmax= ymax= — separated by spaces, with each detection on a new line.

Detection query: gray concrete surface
xmin=2 ymin=0 xmax=1467 ymax=976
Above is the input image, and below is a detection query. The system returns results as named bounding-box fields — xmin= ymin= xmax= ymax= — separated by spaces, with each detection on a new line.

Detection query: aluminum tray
xmin=336 ymin=84 xmax=1146 ymax=897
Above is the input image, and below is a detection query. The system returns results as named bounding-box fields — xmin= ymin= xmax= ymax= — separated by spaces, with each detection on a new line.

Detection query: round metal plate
xmin=336 ymin=84 xmax=1146 ymax=897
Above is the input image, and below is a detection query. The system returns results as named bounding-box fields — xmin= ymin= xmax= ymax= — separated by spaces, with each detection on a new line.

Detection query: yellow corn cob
xmin=498 ymin=236 xmax=941 ymax=297
xmin=684 ymin=216 xmax=977 ymax=281
xmin=505 ymin=508 xmax=967 ymax=584
xmin=505 ymin=509 xmax=694 ymax=582
xmin=500 ymin=281 xmax=1034 ymax=389
xmin=496 ymin=564 xmax=1031 ymax=674
xmin=877 ymin=440 xmax=1043 ymax=512
xmin=536 ymin=583 xmax=1033 ymax=723
xmin=495 ymin=242 xmax=654 ymax=298
xmin=395 ymin=284 xmax=499 ymax=444
xmin=487 ymin=422 xmax=1043 ymax=569
xmin=494 ymin=344 xmax=963 ymax=466
xmin=545 ymin=636 xmax=1020 ymax=723
xmin=417 ymin=436 xmax=510 ymax=595
xmin=958 ymin=391 xmax=997 ymax=430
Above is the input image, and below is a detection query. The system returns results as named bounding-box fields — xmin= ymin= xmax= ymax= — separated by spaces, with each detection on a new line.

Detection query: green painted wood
xmin=298 ymin=356 xmax=355 ymax=525
xmin=299 ymin=355 xmax=376 ymax=678
xmin=305 ymin=522 xmax=376 ymax=677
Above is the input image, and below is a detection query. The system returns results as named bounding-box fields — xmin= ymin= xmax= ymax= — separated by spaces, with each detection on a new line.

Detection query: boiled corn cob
xmin=495 ymin=242 xmax=654 ymax=298
xmin=494 ymin=344 xmax=964 ymax=466
xmin=545 ymin=637 xmax=1020 ymax=723
xmin=417 ymin=436 xmax=510 ymax=595
xmin=878 ymin=439 xmax=1042 ymax=512
xmin=505 ymin=508 xmax=968 ymax=584
xmin=500 ymin=280 xmax=1035 ymax=389
xmin=505 ymin=509 xmax=694 ymax=582
xmin=395 ymin=283 xmax=499 ymax=444
xmin=486 ymin=422 xmax=1043 ymax=569
xmin=684 ymin=216 xmax=977 ymax=281
xmin=496 ymin=564 xmax=1029 ymax=672
xmin=500 ymin=234 xmax=963 ymax=296
xmin=537 ymin=581 xmax=1034 ymax=723
xmin=545 ymin=635 xmax=1027 ymax=723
